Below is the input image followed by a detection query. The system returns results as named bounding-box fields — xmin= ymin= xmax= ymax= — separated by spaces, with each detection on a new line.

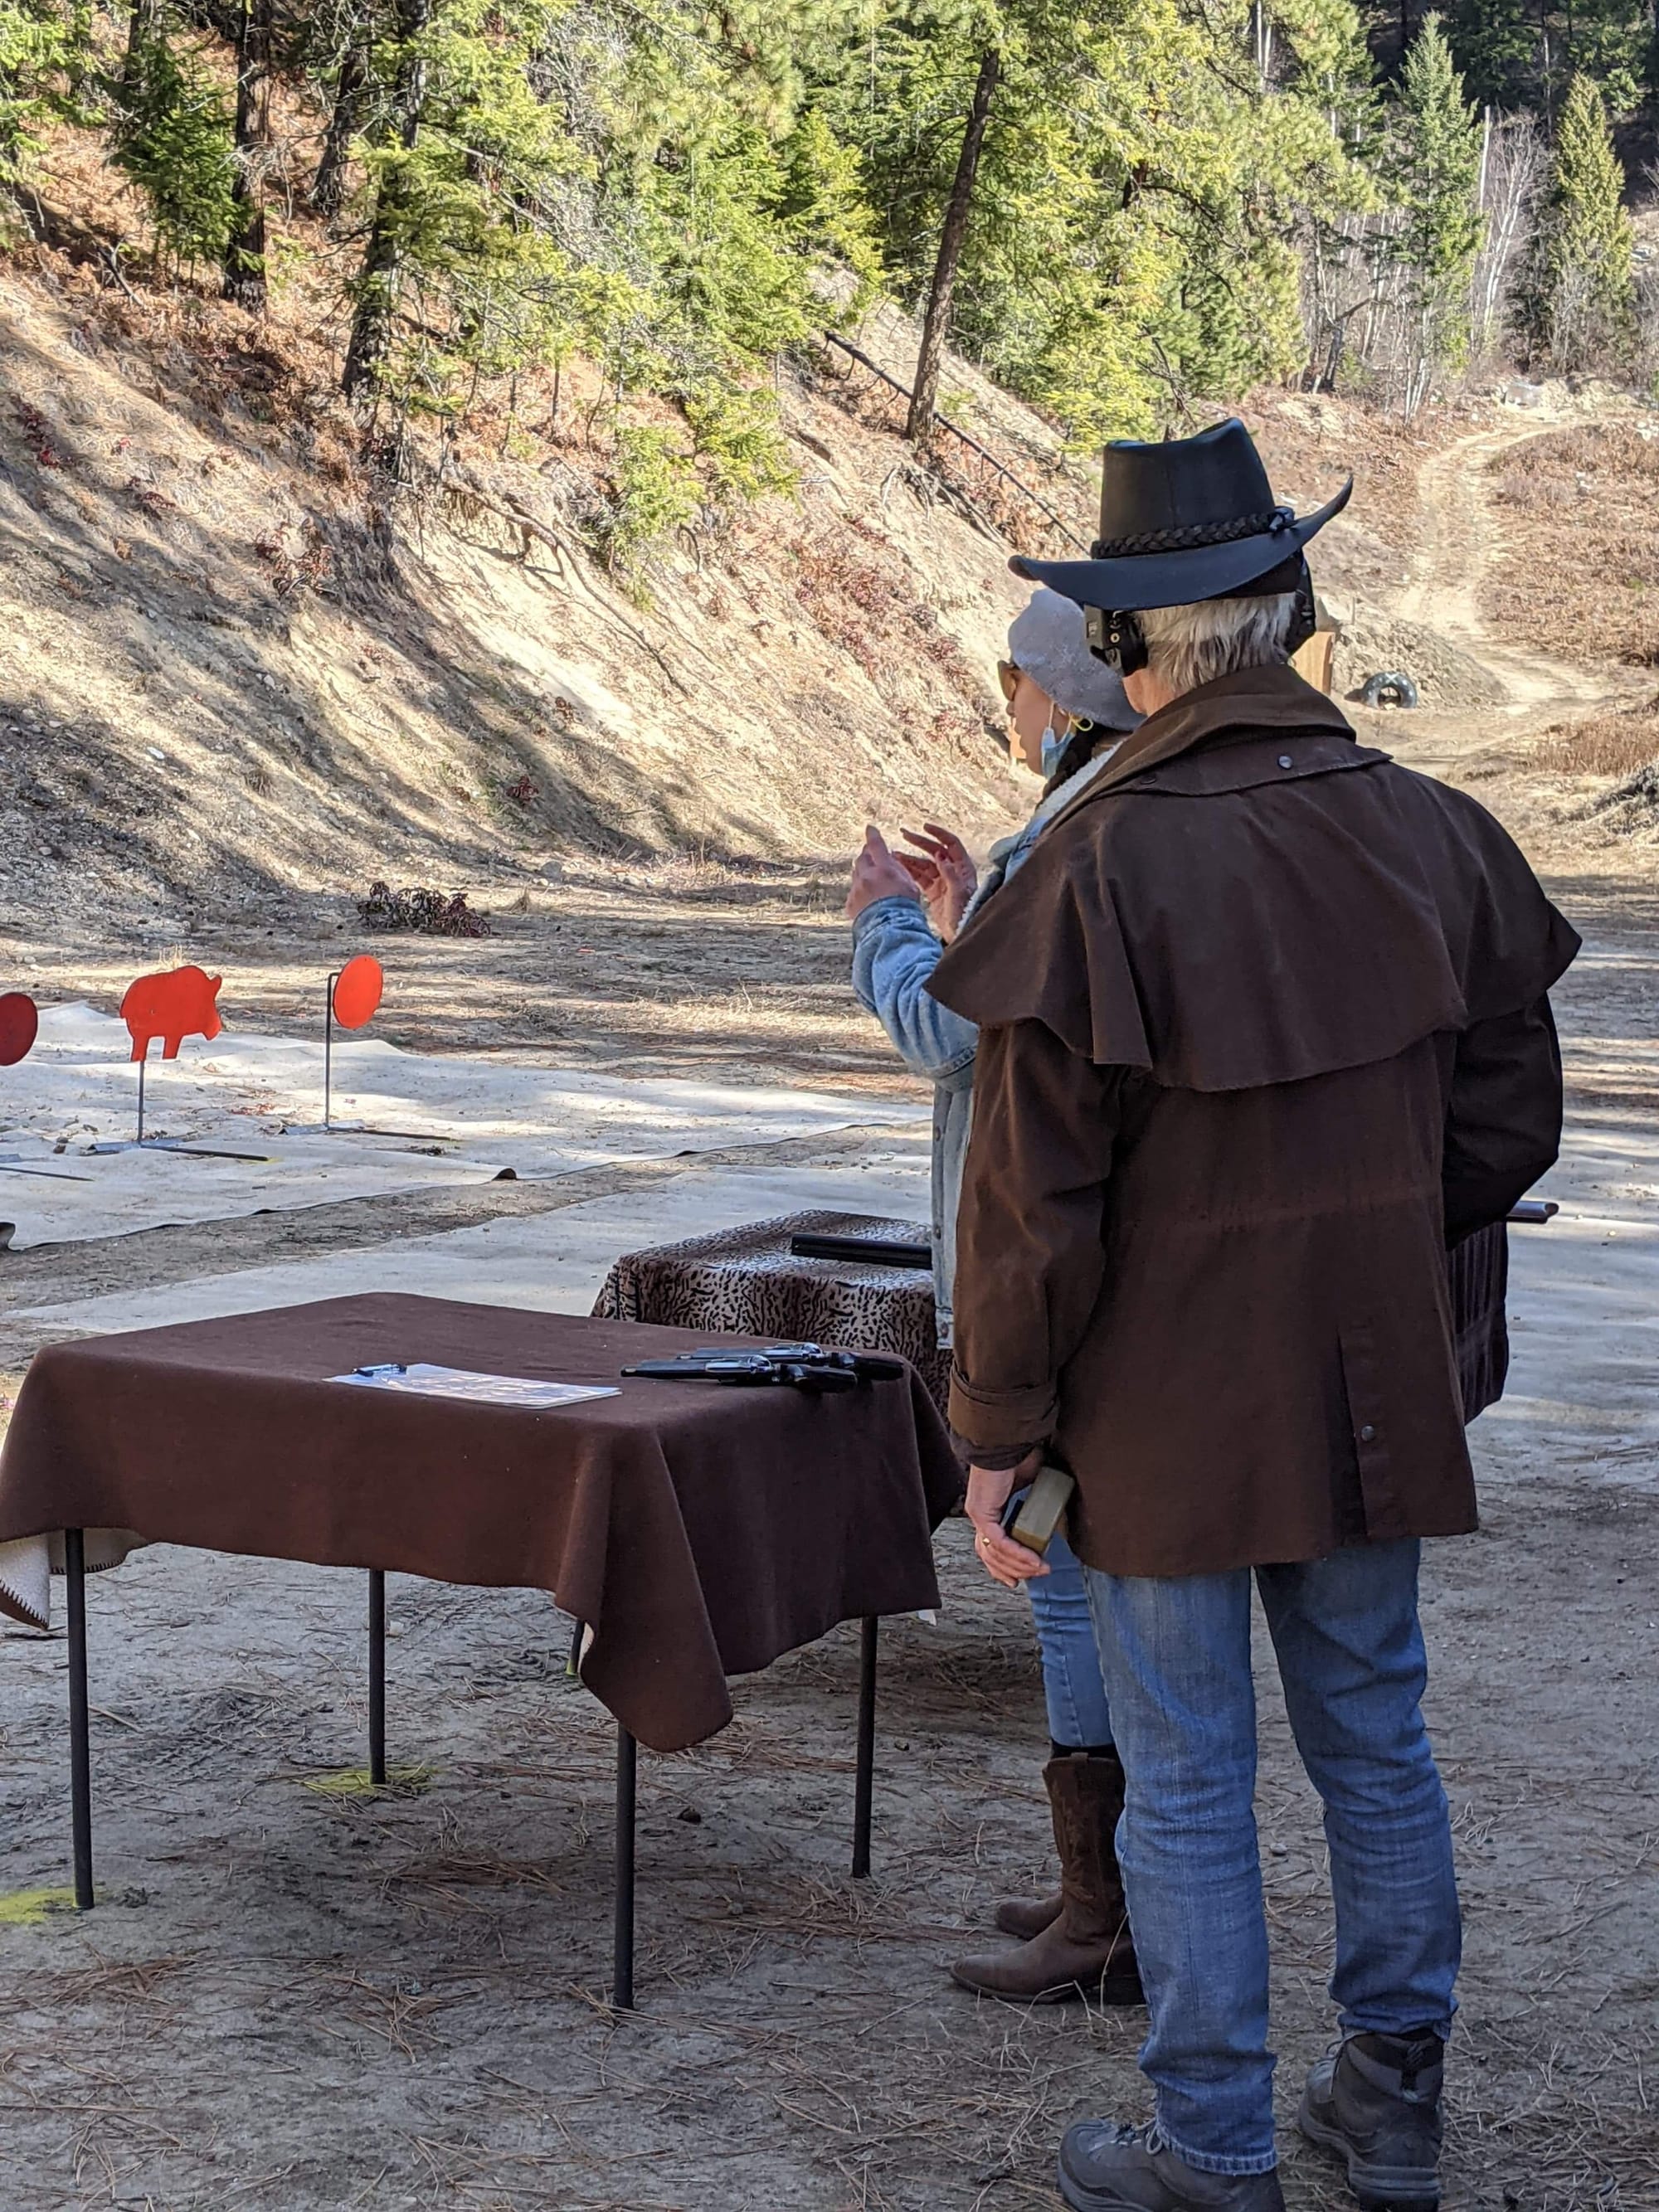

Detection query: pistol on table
xmin=621 ymin=1344 xmax=907 ymax=1394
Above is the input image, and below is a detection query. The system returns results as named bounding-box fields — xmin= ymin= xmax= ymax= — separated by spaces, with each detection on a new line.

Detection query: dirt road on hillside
xmin=1394 ymin=412 xmax=1649 ymax=722
xmin=1360 ymin=410 xmax=1654 ymax=871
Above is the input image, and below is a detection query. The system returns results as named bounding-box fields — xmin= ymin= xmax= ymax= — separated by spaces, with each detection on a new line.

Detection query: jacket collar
xmin=1077 ymin=664 xmax=1356 ymax=804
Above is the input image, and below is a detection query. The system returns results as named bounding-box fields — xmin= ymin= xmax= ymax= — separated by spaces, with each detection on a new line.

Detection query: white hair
xmin=1137 ymin=593 xmax=1296 ymax=696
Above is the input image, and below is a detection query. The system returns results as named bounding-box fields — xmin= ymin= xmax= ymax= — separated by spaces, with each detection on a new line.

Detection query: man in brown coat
xmin=928 ymin=421 xmax=1575 ymax=2212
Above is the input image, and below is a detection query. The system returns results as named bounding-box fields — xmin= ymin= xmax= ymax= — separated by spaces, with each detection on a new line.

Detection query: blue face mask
xmin=1040 ymin=724 xmax=1068 ymax=780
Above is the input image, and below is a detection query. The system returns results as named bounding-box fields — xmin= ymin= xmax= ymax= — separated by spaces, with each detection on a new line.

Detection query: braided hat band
xmin=1090 ymin=506 xmax=1294 ymax=561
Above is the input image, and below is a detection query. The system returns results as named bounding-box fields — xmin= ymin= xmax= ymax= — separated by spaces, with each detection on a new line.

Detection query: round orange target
xmin=0 ymin=991 xmax=39 ymax=1067
xmin=332 ymin=955 xmax=384 ymax=1032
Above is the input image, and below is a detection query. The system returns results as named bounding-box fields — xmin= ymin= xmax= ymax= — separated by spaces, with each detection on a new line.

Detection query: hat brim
xmin=1011 ymin=478 xmax=1352 ymax=612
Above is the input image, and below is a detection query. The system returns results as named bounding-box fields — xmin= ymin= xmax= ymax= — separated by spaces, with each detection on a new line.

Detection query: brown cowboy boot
xmin=951 ymin=1752 xmax=1141 ymax=2004
xmin=995 ymin=1744 xmax=1113 ymax=1936
xmin=995 ymin=1887 xmax=1062 ymax=1940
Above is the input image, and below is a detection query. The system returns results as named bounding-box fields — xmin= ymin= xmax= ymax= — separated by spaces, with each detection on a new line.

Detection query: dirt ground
xmin=5 ymin=394 xmax=1659 ymax=2212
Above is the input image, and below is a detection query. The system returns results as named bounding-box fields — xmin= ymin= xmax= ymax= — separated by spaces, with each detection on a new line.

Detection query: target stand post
xmin=853 ymin=1616 xmax=878 ymax=1878
xmin=87 ymin=1050 xmax=270 ymax=1161
xmin=285 ymin=959 xmax=385 ymax=1136
xmin=66 ymin=1529 xmax=94 ymax=1910
xmin=367 ymin=1568 xmax=387 ymax=1786
xmin=0 ymin=994 xmax=88 ymax=1174
xmin=86 ymin=970 xmax=269 ymax=1160
xmin=319 ymin=971 xmax=363 ymax=1134
xmin=85 ymin=1048 xmax=148 ymax=1148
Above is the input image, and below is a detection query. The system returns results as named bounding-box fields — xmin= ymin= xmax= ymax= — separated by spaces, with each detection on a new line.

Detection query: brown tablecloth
xmin=0 ymin=1295 xmax=962 ymax=1753
xmin=594 ymin=1211 xmax=951 ymax=1417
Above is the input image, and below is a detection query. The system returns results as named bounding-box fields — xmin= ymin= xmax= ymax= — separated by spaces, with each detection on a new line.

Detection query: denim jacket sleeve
xmin=850 ymin=896 xmax=979 ymax=1082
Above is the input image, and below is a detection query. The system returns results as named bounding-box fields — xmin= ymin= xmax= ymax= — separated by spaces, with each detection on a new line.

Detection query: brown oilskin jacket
xmin=927 ymin=664 xmax=1578 ymax=1578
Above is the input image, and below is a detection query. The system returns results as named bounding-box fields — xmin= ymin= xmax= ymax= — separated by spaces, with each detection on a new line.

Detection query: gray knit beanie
xmin=1005 ymin=587 xmax=1138 ymax=730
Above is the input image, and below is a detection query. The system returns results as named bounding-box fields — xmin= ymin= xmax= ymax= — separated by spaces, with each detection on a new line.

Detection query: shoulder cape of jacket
xmin=927 ymin=664 xmax=1580 ymax=1091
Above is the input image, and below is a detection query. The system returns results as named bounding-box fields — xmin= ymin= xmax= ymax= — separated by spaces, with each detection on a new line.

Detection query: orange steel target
xmin=0 ymin=992 xmax=38 ymax=1067
xmin=331 ymin=955 xmax=384 ymax=1032
xmin=120 ymin=966 xmax=223 ymax=1062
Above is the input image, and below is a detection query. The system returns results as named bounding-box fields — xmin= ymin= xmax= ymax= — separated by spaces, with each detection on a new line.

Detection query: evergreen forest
xmin=1 ymin=0 xmax=1654 ymax=536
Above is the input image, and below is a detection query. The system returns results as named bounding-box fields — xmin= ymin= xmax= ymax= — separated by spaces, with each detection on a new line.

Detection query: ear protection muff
xmin=1083 ymin=605 xmax=1147 ymax=674
xmin=1284 ymin=557 xmax=1316 ymax=659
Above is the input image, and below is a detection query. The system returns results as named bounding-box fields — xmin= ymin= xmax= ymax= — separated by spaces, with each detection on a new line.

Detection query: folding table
xmin=0 ymin=1295 xmax=962 ymax=2006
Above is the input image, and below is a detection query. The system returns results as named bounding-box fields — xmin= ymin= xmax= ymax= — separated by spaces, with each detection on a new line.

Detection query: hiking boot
xmin=995 ymin=1886 xmax=1062 ymax=1940
xmin=1058 ymin=2122 xmax=1286 ymax=2212
xmin=1297 ymin=2030 xmax=1445 ymax=2211
xmin=951 ymin=1752 xmax=1141 ymax=2004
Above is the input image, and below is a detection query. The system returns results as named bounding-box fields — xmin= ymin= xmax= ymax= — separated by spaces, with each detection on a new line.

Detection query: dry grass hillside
xmin=1 ymin=121 xmax=1520 ymax=972
xmin=1484 ymin=417 xmax=1659 ymax=664
xmin=1 ymin=232 xmax=1040 ymax=937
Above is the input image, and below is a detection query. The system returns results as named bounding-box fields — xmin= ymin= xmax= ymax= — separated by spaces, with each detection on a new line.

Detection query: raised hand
xmin=898 ymin=823 xmax=977 ymax=941
xmin=845 ymin=824 xmax=923 ymax=922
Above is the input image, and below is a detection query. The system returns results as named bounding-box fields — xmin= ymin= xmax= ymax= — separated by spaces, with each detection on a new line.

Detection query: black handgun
xmin=738 ymin=1342 xmax=907 ymax=1381
xmin=621 ymin=1344 xmax=906 ymax=1394
xmin=1506 ymin=1198 xmax=1558 ymax=1224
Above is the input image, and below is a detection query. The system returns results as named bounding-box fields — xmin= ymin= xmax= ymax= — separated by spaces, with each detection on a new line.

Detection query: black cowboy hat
xmin=1011 ymin=418 xmax=1352 ymax=613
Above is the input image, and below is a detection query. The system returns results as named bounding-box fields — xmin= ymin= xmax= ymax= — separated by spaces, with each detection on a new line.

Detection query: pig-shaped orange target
xmin=121 ymin=965 xmax=223 ymax=1062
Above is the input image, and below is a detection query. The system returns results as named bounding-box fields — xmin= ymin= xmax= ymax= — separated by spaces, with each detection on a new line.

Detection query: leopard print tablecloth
xmin=591 ymin=1210 xmax=951 ymax=1419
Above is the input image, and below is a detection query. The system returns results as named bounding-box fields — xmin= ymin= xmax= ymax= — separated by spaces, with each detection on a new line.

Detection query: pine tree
xmin=1388 ymin=13 xmax=1484 ymax=384
xmin=310 ymin=44 xmax=366 ymax=215
xmin=308 ymin=0 xmax=377 ymax=216
xmin=110 ymin=14 xmax=239 ymax=270
xmin=836 ymin=0 xmax=1372 ymax=441
xmin=1560 ymin=0 xmax=1648 ymax=121
xmin=1520 ymin=70 xmax=1635 ymax=367
xmin=770 ymin=106 xmax=884 ymax=303
xmin=223 ymin=0 xmax=274 ymax=309
xmin=1443 ymin=0 xmax=1649 ymax=122
xmin=341 ymin=0 xmax=432 ymax=404
xmin=906 ymin=41 xmax=999 ymax=443
xmin=124 ymin=0 xmax=158 ymax=95
xmin=1445 ymin=0 xmax=1536 ymax=110
xmin=0 ymin=0 xmax=91 ymax=188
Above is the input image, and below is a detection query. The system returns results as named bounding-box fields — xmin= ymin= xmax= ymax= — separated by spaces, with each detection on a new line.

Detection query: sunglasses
xmin=997 ymin=659 xmax=1020 ymax=705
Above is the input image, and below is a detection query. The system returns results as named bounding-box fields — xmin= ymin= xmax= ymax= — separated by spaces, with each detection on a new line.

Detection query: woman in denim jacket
xmin=845 ymin=589 xmax=1143 ymax=2004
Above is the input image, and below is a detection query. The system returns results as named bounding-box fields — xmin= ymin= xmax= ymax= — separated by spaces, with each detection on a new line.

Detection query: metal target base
xmin=84 ymin=1140 xmax=273 ymax=1160
xmin=0 ymin=1154 xmax=91 ymax=1182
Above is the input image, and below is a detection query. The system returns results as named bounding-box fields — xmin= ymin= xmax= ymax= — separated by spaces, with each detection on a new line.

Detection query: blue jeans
xmin=1083 ymin=1539 xmax=1460 ymax=2177
xmin=1026 ymin=1519 xmax=1113 ymax=1749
